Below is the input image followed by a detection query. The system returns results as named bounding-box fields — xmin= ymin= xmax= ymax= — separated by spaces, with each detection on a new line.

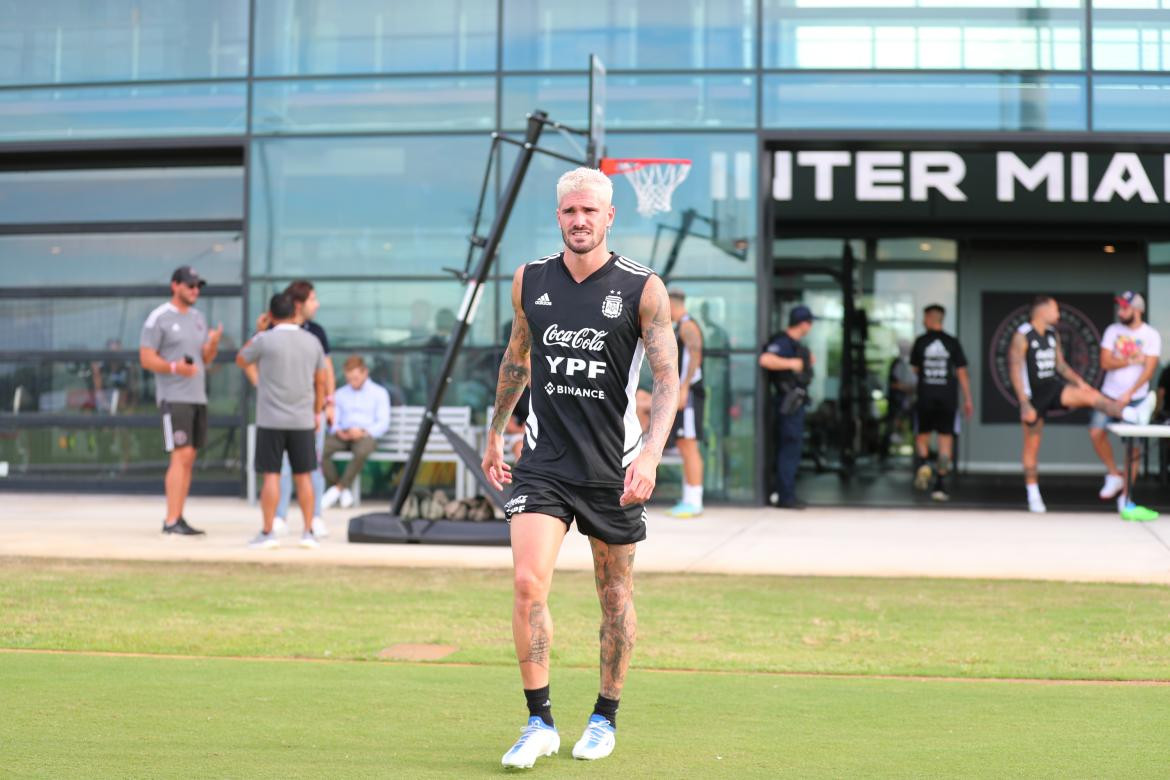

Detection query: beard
xmin=562 ymin=226 xmax=603 ymax=255
xmin=1120 ymin=313 xmax=1136 ymax=325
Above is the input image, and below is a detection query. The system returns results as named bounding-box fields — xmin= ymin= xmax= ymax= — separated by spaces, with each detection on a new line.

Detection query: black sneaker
xmin=162 ymin=517 xmax=206 ymax=536
xmin=930 ymin=475 xmax=949 ymax=502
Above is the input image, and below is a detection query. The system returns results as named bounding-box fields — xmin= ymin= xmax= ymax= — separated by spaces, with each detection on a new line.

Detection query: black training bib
xmin=516 ymin=251 xmax=653 ymax=486
xmin=1020 ymin=323 xmax=1060 ymax=398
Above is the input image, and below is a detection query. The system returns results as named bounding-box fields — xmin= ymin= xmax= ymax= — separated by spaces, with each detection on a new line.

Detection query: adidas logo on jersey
xmin=535 ymin=293 xmax=552 ymax=306
xmin=924 ymin=341 xmax=950 ymax=359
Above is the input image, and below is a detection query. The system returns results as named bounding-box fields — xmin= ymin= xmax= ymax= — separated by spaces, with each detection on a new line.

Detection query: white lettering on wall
xmin=909 ymin=151 xmax=967 ymax=202
xmin=997 ymin=152 xmax=1064 ymax=202
xmin=769 ymin=148 xmax=1170 ymax=206
xmin=856 ymin=151 xmax=904 ymax=201
xmin=796 ymin=151 xmax=851 ymax=201
xmin=1094 ymin=152 xmax=1158 ymax=203
xmin=1070 ymin=152 xmax=1089 ymax=202
xmin=772 ymin=151 xmax=792 ymax=201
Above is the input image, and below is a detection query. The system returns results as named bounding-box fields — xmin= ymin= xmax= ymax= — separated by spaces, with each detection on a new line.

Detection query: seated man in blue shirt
xmin=321 ymin=355 xmax=391 ymax=509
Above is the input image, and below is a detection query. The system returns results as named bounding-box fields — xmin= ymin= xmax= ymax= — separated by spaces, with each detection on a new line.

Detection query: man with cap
xmin=1089 ymin=291 xmax=1161 ymax=520
xmin=759 ymin=305 xmax=815 ymax=508
xmin=138 ymin=266 xmax=224 ymax=535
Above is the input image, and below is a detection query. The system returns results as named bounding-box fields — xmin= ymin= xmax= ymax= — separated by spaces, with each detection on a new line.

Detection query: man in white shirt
xmin=321 ymin=355 xmax=391 ymax=509
xmin=1089 ymin=291 xmax=1161 ymax=512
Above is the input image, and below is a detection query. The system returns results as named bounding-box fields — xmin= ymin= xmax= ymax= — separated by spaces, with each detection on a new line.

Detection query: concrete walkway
xmin=3 ymin=493 xmax=1170 ymax=584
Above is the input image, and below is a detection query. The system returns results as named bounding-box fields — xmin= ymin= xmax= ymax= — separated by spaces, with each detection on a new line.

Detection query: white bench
xmin=247 ymin=405 xmax=475 ymax=506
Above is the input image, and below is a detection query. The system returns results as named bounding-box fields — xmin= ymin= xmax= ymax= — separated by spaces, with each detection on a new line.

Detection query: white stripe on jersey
xmin=615 ymin=259 xmax=650 ymax=277
xmin=617 ymin=255 xmax=652 ymax=273
xmin=528 ymin=252 xmax=559 ymax=266
xmin=525 ymin=404 xmax=540 ymax=450
xmin=621 ymin=339 xmax=647 ymax=468
xmin=143 ymin=302 xmax=177 ymax=330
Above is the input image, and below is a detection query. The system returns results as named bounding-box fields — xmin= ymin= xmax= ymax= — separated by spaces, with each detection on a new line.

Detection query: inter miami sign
xmin=769 ymin=144 xmax=1170 ymax=224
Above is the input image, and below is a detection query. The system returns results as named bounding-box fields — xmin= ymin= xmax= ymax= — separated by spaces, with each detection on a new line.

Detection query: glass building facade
xmin=3 ymin=1 xmax=1170 ymax=499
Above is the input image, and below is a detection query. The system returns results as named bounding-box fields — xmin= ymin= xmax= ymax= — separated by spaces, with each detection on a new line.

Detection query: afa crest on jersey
xmin=601 ymin=291 xmax=623 ymax=319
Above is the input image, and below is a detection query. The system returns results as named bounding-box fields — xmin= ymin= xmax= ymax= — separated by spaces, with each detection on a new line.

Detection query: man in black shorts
xmin=483 ymin=166 xmax=678 ymax=768
xmin=236 ymin=293 xmax=328 ymax=549
xmin=1009 ymin=295 xmax=1154 ymax=512
xmin=138 ymin=266 xmax=223 ymax=536
xmin=909 ymin=304 xmax=973 ymax=502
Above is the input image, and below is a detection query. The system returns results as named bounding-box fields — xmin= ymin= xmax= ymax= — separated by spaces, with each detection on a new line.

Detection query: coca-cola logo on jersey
xmin=543 ymin=324 xmax=608 ymax=351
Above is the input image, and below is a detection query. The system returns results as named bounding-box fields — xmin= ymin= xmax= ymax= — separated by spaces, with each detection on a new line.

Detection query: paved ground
xmin=4 ymin=492 xmax=1170 ymax=583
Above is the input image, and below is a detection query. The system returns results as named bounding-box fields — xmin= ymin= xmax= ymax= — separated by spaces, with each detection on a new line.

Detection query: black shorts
xmin=255 ymin=427 xmax=317 ymax=474
xmin=1029 ymin=380 xmax=1067 ymax=421
xmin=913 ymin=397 xmax=958 ymax=435
xmin=668 ymin=383 xmax=705 ymax=447
xmin=504 ymin=470 xmax=647 ymax=546
xmin=161 ymin=402 xmax=207 ymax=451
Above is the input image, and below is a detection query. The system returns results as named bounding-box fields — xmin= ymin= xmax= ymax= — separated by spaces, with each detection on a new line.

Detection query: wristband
xmin=169 ymin=361 xmax=177 ymax=375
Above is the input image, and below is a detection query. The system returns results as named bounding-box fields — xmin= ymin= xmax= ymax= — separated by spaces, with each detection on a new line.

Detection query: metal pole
xmin=390 ymin=111 xmax=548 ymax=515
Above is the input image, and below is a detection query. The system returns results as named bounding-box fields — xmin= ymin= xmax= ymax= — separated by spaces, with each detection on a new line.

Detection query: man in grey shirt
xmin=236 ymin=293 xmax=327 ymax=549
xmin=139 ymin=265 xmax=223 ymax=536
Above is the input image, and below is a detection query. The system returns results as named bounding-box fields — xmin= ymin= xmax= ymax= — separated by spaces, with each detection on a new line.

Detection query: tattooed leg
xmin=1021 ymin=424 xmax=1043 ymax=486
xmin=511 ymin=513 xmax=567 ymax=688
xmin=590 ymin=537 xmax=637 ymax=700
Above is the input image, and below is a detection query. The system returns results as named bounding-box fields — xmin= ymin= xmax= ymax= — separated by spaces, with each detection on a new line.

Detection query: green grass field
xmin=4 ymin=558 xmax=1170 ymax=777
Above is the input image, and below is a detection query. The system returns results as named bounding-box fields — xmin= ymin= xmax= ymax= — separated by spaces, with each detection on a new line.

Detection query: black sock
xmin=524 ymin=686 xmax=553 ymax=727
xmin=593 ymin=694 xmax=619 ymax=728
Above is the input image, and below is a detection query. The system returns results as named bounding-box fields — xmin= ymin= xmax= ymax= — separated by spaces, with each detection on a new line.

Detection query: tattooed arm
xmin=483 ymin=266 xmax=532 ymax=490
xmin=1053 ymin=332 xmax=1088 ymax=388
xmin=1008 ymin=331 xmax=1035 ymax=424
xmin=620 ymin=276 xmax=680 ymax=507
xmin=677 ymin=316 xmax=702 ymax=410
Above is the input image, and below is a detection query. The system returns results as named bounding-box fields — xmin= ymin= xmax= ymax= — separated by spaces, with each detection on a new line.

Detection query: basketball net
xmin=600 ymin=158 xmax=692 ymax=218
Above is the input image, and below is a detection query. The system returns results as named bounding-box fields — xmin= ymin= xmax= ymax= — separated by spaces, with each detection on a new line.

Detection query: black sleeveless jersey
xmin=516 ymin=251 xmax=654 ymax=486
xmin=1019 ymin=323 xmax=1061 ymax=398
xmin=676 ymin=313 xmax=703 ymax=388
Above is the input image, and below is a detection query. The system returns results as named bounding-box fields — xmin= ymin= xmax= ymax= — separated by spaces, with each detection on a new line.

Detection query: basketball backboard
xmin=587 ymin=54 xmax=606 ymax=168
xmin=710 ymin=150 xmax=753 ymax=257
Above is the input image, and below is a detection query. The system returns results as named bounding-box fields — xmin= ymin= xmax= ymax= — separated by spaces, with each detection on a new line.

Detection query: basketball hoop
xmin=600 ymin=158 xmax=692 ymax=218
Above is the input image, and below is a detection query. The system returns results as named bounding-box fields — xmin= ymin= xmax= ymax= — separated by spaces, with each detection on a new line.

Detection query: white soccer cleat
xmin=298 ymin=531 xmax=319 ymax=549
xmin=272 ymin=516 xmax=289 ymax=536
xmin=1099 ymin=474 xmax=1125 ymax=500
xmin=321 ymin=485 xmax=342 ymax=509
xmin=1028 ymin=495 xmax=1047 ymax=514
xmin=339 ymin=488 xmax=355 ymax=509
xmin=501 ymin=716 xmax=559 ymax=769
xmin=311 ymin=516 xmax=329 ymax=538
xmin=572 ymin=714 xmax=616 ymax=761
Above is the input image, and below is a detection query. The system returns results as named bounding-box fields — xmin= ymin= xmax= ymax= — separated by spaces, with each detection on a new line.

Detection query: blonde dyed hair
xmin=556 ymin=166 xmax=613 ymax=206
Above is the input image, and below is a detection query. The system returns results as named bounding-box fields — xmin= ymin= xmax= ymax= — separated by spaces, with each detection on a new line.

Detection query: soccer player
xmin=666 ymin=287 xmax=705 ymax=518
xmin=1088 ymin=292 xmax=1160 ymax=520
xmin=236 ymin=293 xmax=328 ymax=549
xmin=909 ymin=304 xmax=973 ymax=502
xmin=1009 ymin=295 xmax=1155 ymax=513
xmin=138 ymin=266 xmax=223 ymax=536
xmin=483 ymin=167 xmax=679 ymax=769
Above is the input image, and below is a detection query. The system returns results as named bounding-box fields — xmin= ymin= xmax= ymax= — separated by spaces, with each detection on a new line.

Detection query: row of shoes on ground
xmin=400 ymin=489 xmax=496 ymax=521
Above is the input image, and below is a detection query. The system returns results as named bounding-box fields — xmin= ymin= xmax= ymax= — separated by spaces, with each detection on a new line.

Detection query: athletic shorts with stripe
xmin=668 ymin=383 xmax=705 ymax=448
xmin=161 ymin=402 xmax=207 ymax=451
xmin=504 ymin=470 xmax=647 ymax=546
